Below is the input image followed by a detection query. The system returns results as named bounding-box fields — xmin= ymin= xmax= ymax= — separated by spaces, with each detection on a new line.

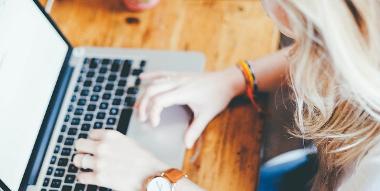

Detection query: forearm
xmin=249 ymin=47 xmax=291 ymax=92
xmin=227 ymin=47 xmax=291 ymax=97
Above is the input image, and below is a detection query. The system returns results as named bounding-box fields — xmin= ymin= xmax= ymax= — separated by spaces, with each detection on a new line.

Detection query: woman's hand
xmin=136 ymin=67 xmax=245 ymax=148
xmin=73 ymin=129 xmax=168 ymax=191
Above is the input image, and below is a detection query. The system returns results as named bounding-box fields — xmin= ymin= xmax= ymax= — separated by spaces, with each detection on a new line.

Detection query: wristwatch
xmin=144 ymin=168 xmax=188 ymax=191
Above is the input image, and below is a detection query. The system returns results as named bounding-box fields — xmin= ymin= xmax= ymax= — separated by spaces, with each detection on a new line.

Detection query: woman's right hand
xmin=136 ymin=67 xmax=246 ymax=148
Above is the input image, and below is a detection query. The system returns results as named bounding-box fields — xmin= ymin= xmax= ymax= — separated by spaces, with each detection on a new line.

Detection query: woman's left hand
xmin=73 ymin=129 xmax=168 ymax=191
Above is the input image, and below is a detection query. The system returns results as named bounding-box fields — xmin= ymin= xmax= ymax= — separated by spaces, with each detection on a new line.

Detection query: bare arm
xmin=226 ymin=46 xmax=291 ymax=99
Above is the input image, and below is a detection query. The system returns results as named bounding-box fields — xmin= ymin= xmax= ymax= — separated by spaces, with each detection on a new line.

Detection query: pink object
xmin=123 ymin=0 xmax=160 ymax=11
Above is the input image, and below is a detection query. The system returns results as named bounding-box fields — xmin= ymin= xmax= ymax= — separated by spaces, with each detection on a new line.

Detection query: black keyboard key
xmin=46 ymin=167 xmax=53 ymax=175
xmin=102 ymin=59 xmax=111 ymax=65
xmin=87 ymin=104 xmax=96 ymax=111
xmin=99 ymin=187 xmax=111 ymax=191
xmin=64 ymin=115 xmax=70 ymax=122
xmin=118 ymin=79 xmax=127 ymax=87
xmin=111 ymin=63 xmax=120 ymax=72
xmin=125 ymin=97 xmax=136 ymax=107
xmin=86 ymin=71 xmax=95 ymax=78
xmin=105 ymin=84 xmax=114 ymax=91
xmin=68 ymin=164 xmax=78 ymax=173
xmin=80 ymin=89 xmax=90 ymax=96
xmin=50 ymin=156 xmax=57 ymax=164
xmin=74 ymin=183 xmax=85 ymax=191
xmin=107 ymin=118 xmax=116 ymax=125
xmin=61 ymin=148 xmax=72 ymax=156
xmin=62 ymin=185 xmax=73 ymax=191
xmin=64 ymin=174 xmax=76 ymax=184
xmin=100 ymin=103 xmax=108 ymax=110
xmin=132 ymin=69 xmax=143 ymax=76
xmin=84 ymin=114 xmax=93 ymax=121
xmin=135 ymin=78 xmax=141 ymax=86
xmin=140 ymin=60 xmax=146 ymax=67
xmin=54 ymin=168 xmax=65 ymax=177
xmin=51 ymin=179 xmax=61 ymax=188
xmin=108 ymin=74 xmax=117 ymax=81
xmin=71 ymin=95 xmax=77 ymax=103
xmin=77 ymin=76 xmax=83 ymax=83
xmin=61 ymin=125 xmax=67 ymax=132
xmin=90 ymin=94 xmax=99 ymax=101
xmin=96 ymin=113 xmax=106 ymax=120
xmin=83 ymin=80 xmax=92 ymax=87
xmin=110 ymin=108 xmax=119 ymax=115
xmin=74 ymin=85 xmax=80 ymax=92
xmin=77 ymin=99 xmax=86 ymax=106
xmin=89 ymin=58 xmax=100 ymax=68
xmin=115 ymin=89 xmax=124 ymax=96
xmin=57 ymin=135 xmax=63 ymax=143
xmin=112 ymin=98 xmax=121 ymax=106
xmin=83 ymin=58 xmax=89 ymax=64
xmin=58 ymin=158 xmax=69 ymax=166
xmin=93 ymin=85 xmax=102 ymax=92
xmin=68 ymin=128 xmax=78 ymax=135
xmin=65 ymin=137 xmax=75 ymax=146
xmin=94 ymin=122 xmax=103 ymax=129
xmin=79 ymin=133 xmax=88 ymax=139
xmin=96 ymin=76 xmax=105 ymax=83
xmin=71 ymin=118 xmax=80 ymax=126
xmin=54 ymin=145 xmax=60 ymax=154
xmin=87 ymin=185 xmax=97 ymax=191
xmin=113 ymin=59 xmax=122 ymax=65
xmin=117 ymin=109 xmax=133 ymax=134
xmin=127 ymin=87 xmax=139 ymax=94
xmin=121 ymin=60 xmax=132 ymax=77
xmin=67 ymin=105 xmax=74 ymax=112
xmin=74 ymin=108 xmax=84 ymax=116
xmin=102 ymin=93 xmax=111 ymax=100
xmin=43 ymin=178 xmax=50 ymax=187
xmin=99 ymin=67 xmax=107 ymax=74
xmin=81 ymin=123 xmax=91 ymax=131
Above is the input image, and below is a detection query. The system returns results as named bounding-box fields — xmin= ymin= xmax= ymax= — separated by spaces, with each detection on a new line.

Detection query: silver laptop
xmin=0 ymin=1 xmax=204 ymax=191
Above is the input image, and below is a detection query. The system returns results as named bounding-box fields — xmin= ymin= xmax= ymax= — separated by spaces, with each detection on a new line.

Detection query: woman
xmin=73 ymin=0 xmax=380 ymax=190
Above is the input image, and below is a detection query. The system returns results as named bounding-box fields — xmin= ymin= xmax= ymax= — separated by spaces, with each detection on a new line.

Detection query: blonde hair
xmin=269 ymin=0 xmax=380 ymax=190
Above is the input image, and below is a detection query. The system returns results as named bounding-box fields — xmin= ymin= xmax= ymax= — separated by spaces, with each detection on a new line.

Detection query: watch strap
xmin=162 ymin=168 xmax=187 ymax=184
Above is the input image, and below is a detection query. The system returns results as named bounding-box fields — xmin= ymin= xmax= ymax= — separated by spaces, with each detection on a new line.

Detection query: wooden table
xmin=40 ymin=0 xmax=279 ymax=190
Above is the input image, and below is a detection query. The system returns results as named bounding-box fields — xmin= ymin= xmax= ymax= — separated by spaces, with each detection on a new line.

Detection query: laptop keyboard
xmin=41 ymin=57 xmax=146 ymax=191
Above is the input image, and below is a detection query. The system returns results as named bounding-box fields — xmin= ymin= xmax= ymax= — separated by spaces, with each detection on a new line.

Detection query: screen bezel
xmin=0 ymin=1 xmax=74 ymax=190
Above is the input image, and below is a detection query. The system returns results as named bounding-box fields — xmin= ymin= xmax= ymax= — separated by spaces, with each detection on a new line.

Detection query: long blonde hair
xmin=269 ymin=0 xmax=380 ymax=190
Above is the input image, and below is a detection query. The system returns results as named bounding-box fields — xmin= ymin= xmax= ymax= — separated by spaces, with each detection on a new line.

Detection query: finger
xmin=148 ymin=90 xmax=187 ymax=127
xmin=184 ymin=114 xmax=212 ymax=149
xmin=75 ymin=139 xmax=99 ymax=154
xmin=77 ymin=172 xmax=98 ymax=185
xmin=73 ymin=154 xmax=96 ymax=170
xmin=137 ymin=81 xmax=180 ymax=122
xmin=87 ymin=129 xmax=108 ymax=140
xmin=89 ymin=129 xmax=124 ymax=141
xmin=140 ymin=71 xmax=174 ymax=80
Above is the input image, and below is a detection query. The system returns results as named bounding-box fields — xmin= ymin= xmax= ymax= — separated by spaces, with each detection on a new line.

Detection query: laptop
xmin=0 ymin=0 xmax=204 ymax=191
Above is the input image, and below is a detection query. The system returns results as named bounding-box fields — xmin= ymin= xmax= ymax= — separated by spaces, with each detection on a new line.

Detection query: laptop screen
xmin=0 ymin=0 xmax=69 ymax=190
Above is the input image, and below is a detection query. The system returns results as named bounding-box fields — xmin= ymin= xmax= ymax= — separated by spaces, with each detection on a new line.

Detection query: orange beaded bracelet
xmin=237 ymin=60 xmax=261 ymax=111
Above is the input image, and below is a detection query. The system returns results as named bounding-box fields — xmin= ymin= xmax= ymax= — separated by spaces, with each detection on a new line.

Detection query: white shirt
xmin=338 ymin=141 xmax=380 ymax=191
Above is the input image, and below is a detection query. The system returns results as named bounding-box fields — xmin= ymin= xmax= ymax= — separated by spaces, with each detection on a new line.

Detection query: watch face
xmin=147 ymin=177 xmax=172 ymax=191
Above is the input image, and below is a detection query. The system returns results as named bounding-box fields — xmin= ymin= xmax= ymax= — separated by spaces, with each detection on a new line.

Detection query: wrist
xmin=222 ymin=66 xmax=247 ymax=98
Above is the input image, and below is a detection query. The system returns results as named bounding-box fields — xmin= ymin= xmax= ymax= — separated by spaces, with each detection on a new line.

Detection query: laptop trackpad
xmin=126 ymin=106 xmax=191 ymax=168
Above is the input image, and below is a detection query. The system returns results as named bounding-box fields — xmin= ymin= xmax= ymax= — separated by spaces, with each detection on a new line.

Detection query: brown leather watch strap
xmin=162 ymin=168 xmax=187 ymax=184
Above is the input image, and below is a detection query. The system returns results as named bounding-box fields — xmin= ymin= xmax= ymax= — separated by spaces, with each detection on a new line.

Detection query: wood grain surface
xmin=40 ymin=0 xmax=279 ymax=190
